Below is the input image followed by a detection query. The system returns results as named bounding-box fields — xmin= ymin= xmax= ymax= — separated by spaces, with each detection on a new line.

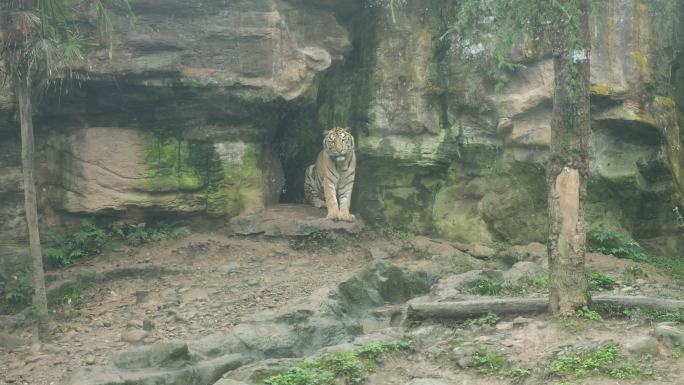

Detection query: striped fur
xmin=304 ymin=127 xmax=356 ymax=222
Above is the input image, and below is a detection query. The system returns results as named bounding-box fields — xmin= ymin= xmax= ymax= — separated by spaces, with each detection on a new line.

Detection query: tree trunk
xmin=15 ymin=66 xmax=49 ymax=341
xmin=547 ymin=0 xmax=591 ymax=316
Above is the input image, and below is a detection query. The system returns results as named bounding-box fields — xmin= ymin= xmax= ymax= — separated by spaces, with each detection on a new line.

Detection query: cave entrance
xmin=272 ymin=106 xmax=324 ymax=205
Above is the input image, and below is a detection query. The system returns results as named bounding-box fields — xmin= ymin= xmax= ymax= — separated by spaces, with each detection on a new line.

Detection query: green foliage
xmin=45 ymin=219 xmax=190 ymax=267
xmin=671 ymin=346 xmax=684 ymax=359
xmin=545 ymin=343 xmax=638 ymax=380
xmin=588 ymin=230 xmax=684 ymax=280
xmin=587 ymin=271 xmax=616 ymax=291
xmin=466 ymin=276 xmax=549 ymax=296
xmin=45 ymin=219 xmax=109 ymax=267
xmin=110 ymin=221 xmax=190 ymax=246
xmin=466 ymin=279 xmax=505 ymax=295
xmin=464 ymin=312 xmax=500 ymax=327
xmin=602 ymin=306 xmax=684 ymax=324
xmin=587 ymin=231 xmax=644 ymax=260
xmin=0 ymin=269 xmax=33 ymax=314
xmin=263 ymin=340 xmax=411 ymax=385
xmin=53 ymin=272 xmax=96 ymax=307
xmin=576 ymin=306 xmax=602 ymax=321
xmin=623 ymin=265 xmax=647 ymax=284
xmin=467 ymin=346 xmax=532 ymax=379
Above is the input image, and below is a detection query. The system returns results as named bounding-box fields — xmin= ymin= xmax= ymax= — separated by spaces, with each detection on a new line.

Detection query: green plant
xmin=599 ymin=305 xmax=684 ymax=324
xmin=110 ymin=221 xmax=190 ymax=245
xmin=263 ymin=340 xmax=411 ymax=385
xmin=467 ymin=280 xmax=505 ymax=295
xmin=576 ymin=306 xmax=602 ymax=321
xmin=0 ymin=269 xmax=33 ymax=314
xmin=587 ymin=271 xmax=616 ymax=291
xmin=467 ymin=347 xmax=531 ymax=379
xmin=671 ymin=346 xmax=684 ymax=359
xmin=464 ymin=312 xmax=500 ymax=327
xmin=45 ymin=219 xmax=110 ymax=267
xmin=623 ymin=265 xmax=647 ymax=284
xmin=545 ymin=343 xmax=638 ymax=380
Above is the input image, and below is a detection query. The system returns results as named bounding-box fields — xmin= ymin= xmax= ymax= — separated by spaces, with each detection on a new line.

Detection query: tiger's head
xmin=323 ymin=127 xmax=354 ymax=171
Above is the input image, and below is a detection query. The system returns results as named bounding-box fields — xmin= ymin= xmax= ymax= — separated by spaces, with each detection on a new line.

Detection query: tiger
xmin=304 ymin=127 xmax=356 ymax=222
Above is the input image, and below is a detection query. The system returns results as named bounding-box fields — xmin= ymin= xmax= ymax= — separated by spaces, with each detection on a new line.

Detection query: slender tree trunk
xmin=547 ymin=0 xmax=591 ymax=316
xmin=14 ymin=64 xmax=50 ymax=340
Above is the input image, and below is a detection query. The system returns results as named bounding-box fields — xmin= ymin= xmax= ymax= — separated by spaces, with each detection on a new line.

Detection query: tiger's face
xmin=323 ymin=127 xmax=354 ymax=171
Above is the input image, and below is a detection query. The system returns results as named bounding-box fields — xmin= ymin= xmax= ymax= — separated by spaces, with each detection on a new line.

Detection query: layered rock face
xmin=0 ymin=0 xmax=683 ymax=258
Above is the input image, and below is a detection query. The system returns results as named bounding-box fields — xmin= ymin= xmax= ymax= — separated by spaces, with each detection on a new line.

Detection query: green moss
xmin=142 ymin=133 xmax=205 ymax=192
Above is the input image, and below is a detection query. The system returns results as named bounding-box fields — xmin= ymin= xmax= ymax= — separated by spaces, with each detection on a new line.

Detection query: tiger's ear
xmin=342 ymin=127 xmax=351 ymax=132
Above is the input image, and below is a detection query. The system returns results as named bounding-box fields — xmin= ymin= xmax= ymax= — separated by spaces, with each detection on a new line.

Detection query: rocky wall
xmin=0 ymin=0 xmax=683 ymax=262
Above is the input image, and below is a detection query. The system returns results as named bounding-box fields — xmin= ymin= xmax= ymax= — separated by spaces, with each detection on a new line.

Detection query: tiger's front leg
xmin=337 ymin=173 xmax=355 ymax=222
xmin=323 ymin=181 xmax=340 ymax=221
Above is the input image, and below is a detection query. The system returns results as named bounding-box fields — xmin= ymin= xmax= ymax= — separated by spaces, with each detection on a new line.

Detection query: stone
xmin=84 ymin=355 xmax=97 ymax=365
xmin=655 ymin=323 xmax=684 ymax=347
xmin=213 ymin=380 xmax=249 ymax=385
xmin=511 ymin=243 xmax=548 ymax=265
xmin=512 ymin=316 xmax=535 ymax=327
xmin=466 ymin=244 xmax=496 ymax=259
xmin=230 ymin=204 xmax=365 ymax=236
xmin=626 ymin=336 xmax=660 ymax=357
xmin=405 ymin=380 xmax=451 ymax=385
xmin=219 ymin=262 xmax=241 ymax=273
xmin=0 ymin=332 xmax=27 ymax=349
xmin=495 ymin=322 xmax=514 ymax=331
xmin=114 ymin=340 xmax=189 ymax=370
xmin=452 ymin=343 xmax=478 ymax=368
xmin=121 ymin=329 xmax=150 ymax=344
xmin=502 ymin=262 xmax=547 ymax=285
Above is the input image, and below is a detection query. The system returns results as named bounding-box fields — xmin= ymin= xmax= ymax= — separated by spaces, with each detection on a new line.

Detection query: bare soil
xmin=1 ymin=232 xmax=683 ymax=385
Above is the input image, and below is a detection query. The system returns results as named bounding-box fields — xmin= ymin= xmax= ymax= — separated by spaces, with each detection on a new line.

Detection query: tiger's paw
xmin=339 ymin=213 xmax=355 ymax=222
xmin=326 ymin=211 xmax=340 ymax=221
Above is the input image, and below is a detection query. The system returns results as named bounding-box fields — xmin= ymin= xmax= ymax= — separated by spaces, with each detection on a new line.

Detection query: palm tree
xmin=0 ymin=0 xmax=132 ymax=341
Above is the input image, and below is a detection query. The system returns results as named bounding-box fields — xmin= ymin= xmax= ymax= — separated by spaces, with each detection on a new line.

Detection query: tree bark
xmin=408 ymin=298 xmax=548 ymax=320
xmin=14 ymin=64 xmax=50 ymax=341
xmin=547 ymin=0 xmax=591 ymax=316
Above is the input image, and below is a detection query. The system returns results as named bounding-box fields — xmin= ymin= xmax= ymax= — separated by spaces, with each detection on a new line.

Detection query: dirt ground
xmin=1 ymin=231 xmax=683 ymax=385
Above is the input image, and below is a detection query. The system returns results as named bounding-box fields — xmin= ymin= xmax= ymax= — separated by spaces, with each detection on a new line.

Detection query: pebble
xmin=84 ymin=355 xmax=96 ymax=365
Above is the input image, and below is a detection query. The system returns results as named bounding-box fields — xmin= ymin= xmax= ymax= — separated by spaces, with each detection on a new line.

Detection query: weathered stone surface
xmin=230 ymin=204 xmax=365 ymax=236
xmin=626 ymin=336 xmax=661 ymax=357
xmin=67 ymin=263 xmax=432 ymax=385
xmin=655 ymin=323 xmax=684 ymax=348
xmin=46 ymin=127 xmax=283 ymax=216
xmin=502 ymin=262 xmax=547 ymax=284
xmin=405 ymin=379 xmax=451 ymax=385
xmin=113 ymin=340 xmax=189 ymax=369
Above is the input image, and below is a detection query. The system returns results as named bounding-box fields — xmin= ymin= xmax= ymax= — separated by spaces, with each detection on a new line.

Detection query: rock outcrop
xmin=1 ymin=0 xmax=683 ymax=276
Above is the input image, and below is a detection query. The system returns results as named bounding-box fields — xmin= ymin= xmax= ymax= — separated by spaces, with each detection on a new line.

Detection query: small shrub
xmin=587 ymin=271 xmax=616 ymax=291
xmin=110 ymin=221 xmax=190 ymax=245
xmin=467 ymin=347 xmax=532 ymax=379
xmin=264 ymin=340 xmax=410 ymax=385
xmin=467 ymin=279 xmax=505 ymax=295
xmin=623 ymin=265 xmax=647 ymax=284
xmin=0 ymin=269 xmax=33 ymax=314
xmin=545 ymin=343 xmax=638 ymax=380
xmin=671 ymin=346 xmax=684 ymax=359
xmin=464 ymin=312 xmax=500 ymax=327
xmin=45 ymin=219 xmax=110 ymax=267
xmin=576 ymin=306 xmax=602 ymax=321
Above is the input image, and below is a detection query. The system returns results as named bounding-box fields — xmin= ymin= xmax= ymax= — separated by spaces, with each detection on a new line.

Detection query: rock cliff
xmin=1 ymin=0 xmax=683 ymax=268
